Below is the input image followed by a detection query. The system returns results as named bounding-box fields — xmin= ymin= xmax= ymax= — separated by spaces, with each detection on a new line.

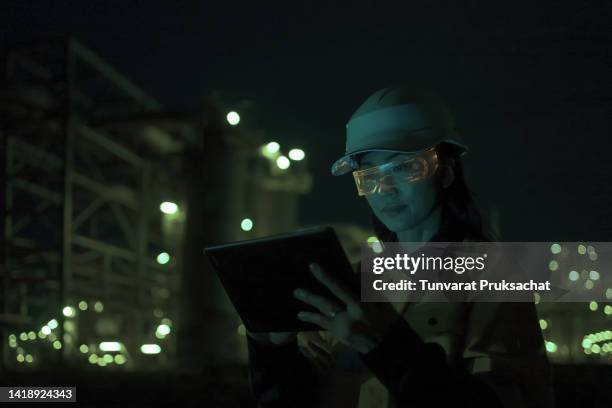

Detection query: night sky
xmin=3 ymin=1 xmax=611 ymax=240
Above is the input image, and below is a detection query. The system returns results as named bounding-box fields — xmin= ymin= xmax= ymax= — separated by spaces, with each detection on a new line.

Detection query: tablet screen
xmin=204 ymin=227 xmax=359 ymax=332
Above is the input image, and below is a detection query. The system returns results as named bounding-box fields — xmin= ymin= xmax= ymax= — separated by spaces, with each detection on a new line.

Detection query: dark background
xmin=3 ymin=0 xmax=611 ymax=241
xmin=1 ymin=2 xmax=612 ymax=407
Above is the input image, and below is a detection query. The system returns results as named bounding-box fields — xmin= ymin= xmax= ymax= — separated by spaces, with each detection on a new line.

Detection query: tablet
xmin=204 ymin=226 xmax=359 ymax=333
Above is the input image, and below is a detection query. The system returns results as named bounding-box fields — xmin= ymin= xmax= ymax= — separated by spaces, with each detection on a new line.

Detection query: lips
xmin=381 ymin=204 xmax=407 ymax=213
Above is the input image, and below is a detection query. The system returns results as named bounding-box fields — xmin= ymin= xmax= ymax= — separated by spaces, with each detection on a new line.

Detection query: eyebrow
xmin=360 ymin=152 xmax=403 ymax=166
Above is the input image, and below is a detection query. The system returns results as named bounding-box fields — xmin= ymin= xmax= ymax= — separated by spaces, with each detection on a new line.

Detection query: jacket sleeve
xmin=359 ymin=301 xmax=555 ymax=408
xmin=246 ymin=335 xmax=320 ymax=408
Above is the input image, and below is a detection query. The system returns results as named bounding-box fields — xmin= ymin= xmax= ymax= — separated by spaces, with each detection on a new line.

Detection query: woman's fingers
xmin=297 ymin=311 xmax=331 ymax=330
xmin=294 ymin=288 xmax=341 ymax=316
xmin=309 ymin=263 xmax=357 ymax=307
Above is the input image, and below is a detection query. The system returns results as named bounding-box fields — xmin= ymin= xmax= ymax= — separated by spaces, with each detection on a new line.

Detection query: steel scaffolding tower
xmin=1 ymin=38 xmax=187 ymax=370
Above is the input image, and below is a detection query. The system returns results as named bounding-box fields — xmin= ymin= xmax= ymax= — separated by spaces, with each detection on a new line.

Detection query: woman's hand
xmin=294 ymin=263 xmax=399 ymax=354
xmin=297 ymin=331 xmax=336 ymax=370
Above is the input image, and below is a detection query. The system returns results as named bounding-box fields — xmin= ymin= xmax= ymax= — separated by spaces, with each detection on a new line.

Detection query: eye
xmin=392 ymin=161 xmax=422 ymax=173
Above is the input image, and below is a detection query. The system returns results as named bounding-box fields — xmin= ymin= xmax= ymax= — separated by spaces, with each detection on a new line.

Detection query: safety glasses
xmin=352 ymin=148 xmax=439 ymax=196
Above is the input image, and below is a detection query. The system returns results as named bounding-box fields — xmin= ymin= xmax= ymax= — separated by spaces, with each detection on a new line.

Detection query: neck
xmin=396 ymin=204 xmax=442 ymax=242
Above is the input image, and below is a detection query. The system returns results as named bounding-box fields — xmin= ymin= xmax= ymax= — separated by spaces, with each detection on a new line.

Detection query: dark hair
xmin=370 ymin=143 xmax=497 ymax=243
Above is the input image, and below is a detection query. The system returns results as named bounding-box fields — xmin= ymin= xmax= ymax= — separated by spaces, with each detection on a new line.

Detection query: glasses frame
xmin=352 ymin=148 xmax=439 ymax=196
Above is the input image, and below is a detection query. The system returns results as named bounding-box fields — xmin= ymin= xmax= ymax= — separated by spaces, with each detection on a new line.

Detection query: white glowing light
xmin=160 ymin=201 xmax=178 ymax=215
xmin=99 ymin=342 xmax=122 ymax=352
xmin=141 ymin=344 xmax=161 ymax=354
xmin=156 ymin=324 xmax=171 ymax=336
xmin=62 ymin=306 xmax=75 ymax=317
xmin=288 ymin=148 xmax=305 ymax=161
xmin=240 ymin=218 xmax=253 ymax=232
xmin=265 ymin=142 xmax=280 ymax=153
xmin=226 ymin=111 xmax=240 ymax=125
xmin=276 ymin=155 xmax=290 ymax=170
xmin=157 ymin=252 xmax=170 ymax=265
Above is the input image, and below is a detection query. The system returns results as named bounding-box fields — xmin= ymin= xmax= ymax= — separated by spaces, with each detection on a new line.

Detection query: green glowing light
xmin=27 ymin=331 xmax=36 ymax=340
xmin=539 ymin=319 xmax=548 ymax=330
xmin=19 ymin=332 xmax=28 ymax=341
xmin=545 ymin=341 xmax=557 ymax=353
xmin=589 ymin=301 xmax=598 ymax=311
xmin=578 ymin=245 xmax=586 ymax=255
xmin=548 ymin=260 xmax=559 ymax=271
xmin=80 ymin=344 xmax=89 ymax=353
xmin=604 ymin=305 xmax=612 ymax=316
xmin=114 ymin=354 xmax=126 ymax=365
xmin=25 ymin=354 xmax=33 ymax=363
xmin=88 ymin=354 xmax=98 ymax=364
xmin=78 ymin=300 xmax=88 ymax=311
xmin=94 ymin=301 xmax=104 ymax=313
xmin=52 ymin=341 xmax=62 ymax=350
xmin=156 ymin=252 xmax=170 ymax=265
xmin=550 ymin=243 xmax=561 ymax=254
xmin=568 ymin=271 xmax=580 ymax=281
xmin=64 ymin=321 xmax=75 ymax=332
xmin=585 ymin=280 xmax=594 ymax=290
xmin=48 ymin=319 xmax=59 ymax=329
xmin=589 ymin=270 xmax=600 ymax=280
xmin=103 ymin=354 xmax=114 ymax=363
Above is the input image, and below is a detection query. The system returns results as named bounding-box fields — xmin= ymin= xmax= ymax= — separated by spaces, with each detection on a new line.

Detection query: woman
xmin=246 ymin=87 xmax=554 ymax=408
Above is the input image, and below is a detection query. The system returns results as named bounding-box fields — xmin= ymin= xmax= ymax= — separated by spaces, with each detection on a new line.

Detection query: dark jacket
xmin=246 ymin=217 xmax=554 ymax=408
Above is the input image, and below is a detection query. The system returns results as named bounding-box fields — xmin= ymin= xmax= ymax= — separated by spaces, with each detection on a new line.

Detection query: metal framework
xmin=1 ymin=38 xmax=186 ymax=370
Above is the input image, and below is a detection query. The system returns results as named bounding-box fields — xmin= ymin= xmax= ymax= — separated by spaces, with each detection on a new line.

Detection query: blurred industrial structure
xmin=0 ymin=37 xmax=323 ymax=375
xmin=0 ymin=38 xmax=193 ymax=371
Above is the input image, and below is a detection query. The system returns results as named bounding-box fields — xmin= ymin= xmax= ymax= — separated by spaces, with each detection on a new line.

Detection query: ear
xmin=441 ymin=159 xmax=455 ymax=189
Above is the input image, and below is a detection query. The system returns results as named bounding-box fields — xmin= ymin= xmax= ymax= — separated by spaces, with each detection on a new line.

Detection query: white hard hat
xmin=331 ymin=87 xmax=468 ymax=176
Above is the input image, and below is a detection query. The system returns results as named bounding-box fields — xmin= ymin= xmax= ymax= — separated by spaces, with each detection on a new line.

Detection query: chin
xmin=379 ymin=212 xmax=423 ymax=234
xmin=379 ymin=216 xmax=411 ymax=234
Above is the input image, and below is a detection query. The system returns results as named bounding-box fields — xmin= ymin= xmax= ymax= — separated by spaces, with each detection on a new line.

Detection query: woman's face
xmin=358 ymin=151 xmax=441 ymax=233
